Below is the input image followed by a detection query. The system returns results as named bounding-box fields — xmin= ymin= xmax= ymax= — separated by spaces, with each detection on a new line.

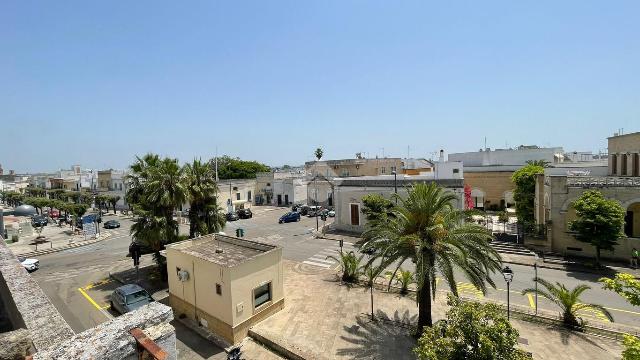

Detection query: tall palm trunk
xmin=417 ymin=273 xmax=432 ymax=335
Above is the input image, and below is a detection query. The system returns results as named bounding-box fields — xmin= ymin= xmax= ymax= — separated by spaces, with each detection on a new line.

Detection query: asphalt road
xmin=27 ymin=206 xmax=640 ymax=343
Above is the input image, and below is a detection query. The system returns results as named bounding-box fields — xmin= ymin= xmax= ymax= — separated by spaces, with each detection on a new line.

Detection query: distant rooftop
xmin=168 ymin=234 xmax=278 ymax=267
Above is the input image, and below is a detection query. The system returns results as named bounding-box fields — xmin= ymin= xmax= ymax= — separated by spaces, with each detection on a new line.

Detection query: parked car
xmin=31 ymin=215 xmax=48 ymax=227
xmin=298 ymin=205 xmax=310 ymax=216
xmin=328 ymin=210 xmax=335 ymax=217
xmin=49 ymin=209 xmax=60 ymax=218
xmin=237 ymin=208 xmax=253 ymax=219
xmin=104 ymin=220 xmax=121 ymax=229
xmin=279 ymin=212 xmax=301 ymax=224
xmin=307 ymin=206 xmax=322 ymax=217
xmin=226 ymin=212 xmax=239 ymax=221
xmin=18 ymin=257 xmax=39 ymax=272
xmin=291 ymin=204 xmax=303 ymax=212
xmin=110 ymin=284 xmax=153 ymax=314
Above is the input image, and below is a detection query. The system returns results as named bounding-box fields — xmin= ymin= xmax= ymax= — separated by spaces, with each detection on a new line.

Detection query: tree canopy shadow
xmin=336 ymin=309 xmax=417 ymax=359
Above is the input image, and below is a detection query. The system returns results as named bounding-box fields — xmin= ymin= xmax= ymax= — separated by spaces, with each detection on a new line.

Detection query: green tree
xmin=601 ymin=273 xmax=640 ymax=307
xmin=622 ymin=335 xmax=640 ymax=360
xmin=600 ymin=273 xmax=640 ymax=359
xmin=522 ymin=277 xmax=613 ymax=328
xmin=568 ymin=190 xmax=626 ymax=266
xmin=361 ymin=182 xmax=502 ymax=336
xmin=414 ymin=295 xmax=530 ymax=360
xmin=214 ymin=156 xmax=270 ymax=180
xmin=511 ymin=163 xmax=544 ymax=224
xmin=108 ymin=195 xmax=121 ymax=214
xmin=525 ymin=159 xmax=551 ymax=168
xmin=315 ymin=147 xmax=323 ymax=161
xmin=361 ymin=193 xmax=394 ymax=223
xmin=95 ymin=195 xmax=109 ymax=214
xmin=184 ymin=158 xmax=226 ymax=238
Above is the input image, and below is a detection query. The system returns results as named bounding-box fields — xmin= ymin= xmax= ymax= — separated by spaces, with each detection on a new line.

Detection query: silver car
xmin=110 ymin=284 xmax=153 ymax=314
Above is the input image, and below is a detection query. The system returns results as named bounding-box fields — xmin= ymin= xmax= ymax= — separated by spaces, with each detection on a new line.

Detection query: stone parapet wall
xmin=0 ymin=236 xmax=73 ymax=353
xmin=32 ymin=302 xmax=176 ymax=360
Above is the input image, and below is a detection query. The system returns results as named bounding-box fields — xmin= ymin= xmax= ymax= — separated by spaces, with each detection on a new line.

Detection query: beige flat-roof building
xmin=166 ymin=234 xmax=284 ymax=345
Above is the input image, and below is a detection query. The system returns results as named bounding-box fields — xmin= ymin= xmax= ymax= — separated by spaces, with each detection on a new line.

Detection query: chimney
xmin=439 ymin=149 xmax=445 ymax=162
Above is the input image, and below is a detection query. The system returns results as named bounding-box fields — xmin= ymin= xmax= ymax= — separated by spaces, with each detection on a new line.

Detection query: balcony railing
xmin=566 ymin=176 xmax=640 ymax=188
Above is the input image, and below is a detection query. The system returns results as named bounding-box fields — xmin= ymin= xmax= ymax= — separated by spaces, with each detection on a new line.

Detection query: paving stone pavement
xmin=251 ymin=260 xmax=624 ymax=360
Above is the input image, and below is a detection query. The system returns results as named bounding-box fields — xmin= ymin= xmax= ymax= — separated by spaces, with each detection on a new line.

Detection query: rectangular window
xmin=236 ymin=193 xmax=241 ymax=200
xmin=453 ymin=169 xmax=460 ymax=174
xmin=216 ymin=283 xmax=222 ymax=295
xmin=248 ymin=191 xmax=252 ymax=201
xmin=381 ymin=167 xmax=386 ymax=174
xmin=350 ymin=204 xmax=360 ymax=226
xmin=254 ymin=283 xmax=271 ymax=308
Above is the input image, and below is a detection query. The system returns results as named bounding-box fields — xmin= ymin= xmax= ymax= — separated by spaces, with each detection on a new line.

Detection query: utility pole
xmin=315 ymin=177 xmax=319 ymax=231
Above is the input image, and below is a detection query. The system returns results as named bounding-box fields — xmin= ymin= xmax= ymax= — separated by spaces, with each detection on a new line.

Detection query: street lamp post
xmin=534 ymin=254 xmax=539 ymax=315
xmin=502 ymin=266 xmax=514 ymax=320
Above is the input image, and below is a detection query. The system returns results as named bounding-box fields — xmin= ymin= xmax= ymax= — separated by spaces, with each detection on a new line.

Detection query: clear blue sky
xmin=2 ymin=1 xmax=639 ymax=173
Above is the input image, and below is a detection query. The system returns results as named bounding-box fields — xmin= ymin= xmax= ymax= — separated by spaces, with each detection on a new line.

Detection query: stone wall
xmin=32 ymin=302 xmax=176 ymax=360
xmin=0 ymin=236 xmax=73 ymax=354
xmin=463 ymin=171 xmax=515 ymax=209
xmin=535 ymin=175 xmax=640 ymax=261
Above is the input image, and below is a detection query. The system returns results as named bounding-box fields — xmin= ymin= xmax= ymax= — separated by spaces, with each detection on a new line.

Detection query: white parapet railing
xmin=567 ymin=176 xmax=640 ymax=188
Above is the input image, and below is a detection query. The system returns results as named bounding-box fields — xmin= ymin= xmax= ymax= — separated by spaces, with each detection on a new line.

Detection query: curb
xmin=501 ymin=259 xmax=640 ymax=279
xmin=15 ymin=231 xmax=113 ymax=258
xmin=248 ymin=328 xmax=326 ymax=360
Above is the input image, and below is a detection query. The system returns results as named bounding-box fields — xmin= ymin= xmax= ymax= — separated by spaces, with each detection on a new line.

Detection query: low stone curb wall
xmin=15 ymin=231 xmax=112 ymax=258
xmin=248 ymin=327 xmax=328 ymax=360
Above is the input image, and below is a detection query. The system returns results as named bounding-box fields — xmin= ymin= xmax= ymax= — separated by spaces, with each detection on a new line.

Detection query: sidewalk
xmin=320 ymin=231 xmax=640 ymax=278
xmin=6 ymin=223 xmax=114 ymax=257
xmin=250 ymin=260 xmax=623 ymax=359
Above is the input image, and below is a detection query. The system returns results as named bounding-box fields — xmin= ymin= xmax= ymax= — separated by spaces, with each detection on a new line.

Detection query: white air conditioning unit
xmin=177 ymin=269 xmax=190 ymax=282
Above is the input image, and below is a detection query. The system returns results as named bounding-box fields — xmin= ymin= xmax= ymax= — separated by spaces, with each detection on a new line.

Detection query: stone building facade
xmin=530 ymin=132 xmax=640 ymax=261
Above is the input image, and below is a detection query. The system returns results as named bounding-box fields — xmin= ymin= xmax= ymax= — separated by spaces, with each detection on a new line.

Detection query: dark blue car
xmin=279 ymin=212 xmax=301 ymax=224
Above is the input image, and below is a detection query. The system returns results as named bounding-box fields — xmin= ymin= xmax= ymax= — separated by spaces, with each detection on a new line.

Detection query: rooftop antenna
xmin=484 ymin=137 xmax=487 ymax=150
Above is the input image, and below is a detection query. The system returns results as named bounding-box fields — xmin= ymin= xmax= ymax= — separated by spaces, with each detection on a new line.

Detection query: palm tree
xmin=387 ymin=269 xmax=414 ymax=295
xmin=522 ymin=278 xmax=613 ymax=328
xmin=130 ymin=214 xmax=170 ymax=267
xmin=327 ymin=251 xmax=363 ymax=283
xmin=361 ymin=182 xmax=502 ymax=336
xmin=145 ymin=157 xmax=187 ymax=239
xmin=184 ymin=159 xmax=226 ymax=238
xmin=125 ymin=153 xmax=161 ymax=208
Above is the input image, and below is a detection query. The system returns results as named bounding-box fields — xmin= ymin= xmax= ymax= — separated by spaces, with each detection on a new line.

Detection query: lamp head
xmin=502 ymin=266 xmax=514 ymax=283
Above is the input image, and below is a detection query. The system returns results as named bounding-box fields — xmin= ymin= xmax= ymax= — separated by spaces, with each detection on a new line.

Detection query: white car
xmin=18 ymin=257 xmax=39 ymax=272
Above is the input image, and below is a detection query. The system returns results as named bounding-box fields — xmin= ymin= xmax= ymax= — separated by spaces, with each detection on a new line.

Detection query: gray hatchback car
xmin=110 ymin=284 xmax=153 ymax=314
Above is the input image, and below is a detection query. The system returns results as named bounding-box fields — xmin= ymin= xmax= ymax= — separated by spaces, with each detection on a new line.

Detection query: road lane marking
xmin=78 ymin=287 xmax=104 ymax=310
xmin=303 ymin=260 xmax=332 ymax=268
xmin=457 ymin=282 xmax=483 ymax=298
xmin=84 ymin=279 xmax=112 ymax=290
xmin=527 ymin=294 xmax=535 ymax=308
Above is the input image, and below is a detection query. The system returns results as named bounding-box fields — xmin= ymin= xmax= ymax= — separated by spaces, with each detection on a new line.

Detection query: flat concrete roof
xmin=168 ymin=234 xmax=279 ymax=267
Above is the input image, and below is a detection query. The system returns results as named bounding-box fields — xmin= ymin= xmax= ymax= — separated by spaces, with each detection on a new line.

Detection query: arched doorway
xmin=625 ymin=202 xmax=640 ymax=238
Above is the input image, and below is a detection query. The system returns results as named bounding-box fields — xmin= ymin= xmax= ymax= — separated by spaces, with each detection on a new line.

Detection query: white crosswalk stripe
xmin=302 ymin=242 xmax=356 ymax=269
